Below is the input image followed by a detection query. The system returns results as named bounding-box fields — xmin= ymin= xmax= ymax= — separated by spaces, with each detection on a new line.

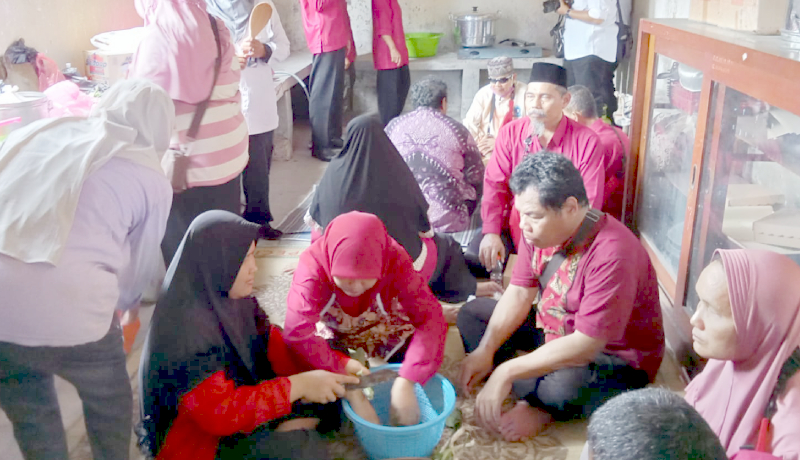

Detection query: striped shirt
xmin=171 ymin=57 xmax=249 ymax=188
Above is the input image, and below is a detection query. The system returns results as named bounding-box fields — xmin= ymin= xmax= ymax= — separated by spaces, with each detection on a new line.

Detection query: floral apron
xmin=315 ymin=293 xmax=416 ymax=361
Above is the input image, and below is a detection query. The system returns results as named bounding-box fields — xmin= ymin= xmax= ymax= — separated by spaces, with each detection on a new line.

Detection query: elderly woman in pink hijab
xmin=687 ymin=249 xmax=800 ymax=460
xmin=129 ymin=0 xmax=249 ymax=263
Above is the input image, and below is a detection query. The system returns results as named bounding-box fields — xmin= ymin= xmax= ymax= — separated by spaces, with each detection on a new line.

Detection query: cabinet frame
xmin=627 ymin=19 xmax=800 ymax=370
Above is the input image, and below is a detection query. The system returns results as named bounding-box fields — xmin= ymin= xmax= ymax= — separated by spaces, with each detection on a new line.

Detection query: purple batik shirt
xmin=386 ymin=107 xmax=485 ymax=233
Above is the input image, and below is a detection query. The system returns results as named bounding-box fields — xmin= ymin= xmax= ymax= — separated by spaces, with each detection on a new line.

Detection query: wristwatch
xmin=565 ymin=8 xmax=573 ymax=18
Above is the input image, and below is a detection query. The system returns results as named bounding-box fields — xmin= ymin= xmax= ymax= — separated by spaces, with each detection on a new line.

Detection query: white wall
xmin=0 ymin=0 xmax=142 ymax=71
xmin=273 ymin=0 xmax=562 ymax=57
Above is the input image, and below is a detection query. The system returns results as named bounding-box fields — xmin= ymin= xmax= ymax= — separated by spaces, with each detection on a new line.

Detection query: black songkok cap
xmin=529 ymin=62 xmax=568 ymax=88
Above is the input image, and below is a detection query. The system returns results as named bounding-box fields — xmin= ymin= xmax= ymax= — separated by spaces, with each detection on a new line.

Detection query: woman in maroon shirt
xmin=137 ymin=210 xmax=357 ymax=460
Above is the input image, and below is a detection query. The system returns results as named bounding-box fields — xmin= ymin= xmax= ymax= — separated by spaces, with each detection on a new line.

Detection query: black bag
xmin=550 ymin=15 xmax=566 ymax=59
xmin=616 ymin=0 xmax=634 ymax=62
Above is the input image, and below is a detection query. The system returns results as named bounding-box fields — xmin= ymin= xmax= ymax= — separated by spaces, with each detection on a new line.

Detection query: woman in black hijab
xmin=310 ymin=114 xmax=499 ymax=303
xmin=138 ymin=210 xmax=356 ymax=460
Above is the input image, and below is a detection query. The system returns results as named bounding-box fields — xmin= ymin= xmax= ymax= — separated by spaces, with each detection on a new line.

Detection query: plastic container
xmin=342 ymin=364 xmax=456 ymax=460
xmin=405 ymin=33 xmax=443 ymax=58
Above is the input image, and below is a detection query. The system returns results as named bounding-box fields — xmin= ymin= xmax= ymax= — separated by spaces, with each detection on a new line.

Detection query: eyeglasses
xmin=488 ymin=77 xmax=511 ymax=84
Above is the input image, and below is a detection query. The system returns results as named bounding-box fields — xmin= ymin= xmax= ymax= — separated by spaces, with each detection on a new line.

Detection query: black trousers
xmin=457 ymin=298 xmax=649 ymax=421
xmin=161 ymin=175 xmax=241 ymax=265
xmin=217 ymin=427 xmax=329 ymax=460
xmin=377 ymin=65 xmax=410 ymax=126
xmin=309 ymin=48 xmax=346 ymax=151
xmin=564 ymin=55 xmax=618 ymax=119
xmin=429 ymin=233 xmax=477 ymax=303
xmin=242 ymin=130 xmax=275 ymax=225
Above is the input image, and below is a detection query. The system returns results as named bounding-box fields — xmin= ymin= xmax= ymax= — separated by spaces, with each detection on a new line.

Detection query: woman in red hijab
xmin=686 ymin=249 xmax=800 ymax=459
xmin=283 ymin=211 xmax=447 ymax=426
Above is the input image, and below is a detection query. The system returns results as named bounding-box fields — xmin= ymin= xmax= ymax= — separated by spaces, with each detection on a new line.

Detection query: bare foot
xmin=499 ymin=401 xmax=554 ymax=442
xmin=442 ymin=304 xmax=461 ymax=325
xmin=476 ymin=281 xmax=504 ymax=298
xmin=274 ymin=417 xmax=320 ymax=432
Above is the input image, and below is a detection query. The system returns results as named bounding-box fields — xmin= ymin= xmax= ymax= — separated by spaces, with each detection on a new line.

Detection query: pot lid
xmin=452 ymin=7 xmax=497 ymax=21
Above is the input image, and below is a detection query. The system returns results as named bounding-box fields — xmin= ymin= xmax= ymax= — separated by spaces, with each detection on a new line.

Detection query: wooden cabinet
xmin=626 ymin=19 xmax=800 ymax=375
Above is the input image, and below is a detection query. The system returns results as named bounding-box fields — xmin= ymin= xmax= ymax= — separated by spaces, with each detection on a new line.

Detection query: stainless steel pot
xmin=450 ymin=7 xmax=498 ymax=48
xmin=0 ymin=91 xmax=50 ymax=139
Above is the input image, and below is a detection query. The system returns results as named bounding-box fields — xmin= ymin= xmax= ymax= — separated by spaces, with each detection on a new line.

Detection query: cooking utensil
xmin=450 ymin=7 xmax=499 ymax=48
xmin=248 ymin=3 xmax=273 ymax=40
xmin=344 ymin=368 xmax=400 ymax=390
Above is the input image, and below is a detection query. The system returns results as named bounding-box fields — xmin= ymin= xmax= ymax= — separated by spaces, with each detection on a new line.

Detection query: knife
xmin=345 ymin=368 xmax=400 ymax=390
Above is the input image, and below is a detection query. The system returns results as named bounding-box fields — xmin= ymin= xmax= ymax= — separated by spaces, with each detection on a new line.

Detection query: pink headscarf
xmin=685 ymin=249 xmax=800 ymax=459
xmin=319 ymin=211 xmax=390 ymax=281
xmin=129 ymin=0 xmax=235 ymax=104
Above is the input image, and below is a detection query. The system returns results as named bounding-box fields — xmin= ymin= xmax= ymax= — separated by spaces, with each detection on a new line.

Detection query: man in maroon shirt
xmin=299 ymin=0 xmax=356 ymax=161
xmin=458 ymin=152 xmax=664 ymax=442
xmin=475 ymin=63 xmax=606 ymax=271
xmin=565 ymin=85 xmax=631 ymax=221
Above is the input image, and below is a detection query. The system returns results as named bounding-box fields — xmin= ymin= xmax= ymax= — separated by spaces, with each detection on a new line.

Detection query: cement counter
xmin=353 ymin=52 xmax=562 ymax=119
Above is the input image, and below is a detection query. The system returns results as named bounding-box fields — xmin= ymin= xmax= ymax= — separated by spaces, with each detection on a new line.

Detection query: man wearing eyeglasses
xmin=463 ymin=56 xmax=527 ymax=161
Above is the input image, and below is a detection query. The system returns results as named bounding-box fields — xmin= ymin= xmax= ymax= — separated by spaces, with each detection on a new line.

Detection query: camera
xmin=542 ymin=0 xmax=560 ymax=13
xmin=542 ymin=0 xmax=572 ymax=14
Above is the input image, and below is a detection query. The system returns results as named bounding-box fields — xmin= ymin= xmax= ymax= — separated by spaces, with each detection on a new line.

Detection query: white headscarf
xmin=0 ymin=79 xmax=175 ymax=265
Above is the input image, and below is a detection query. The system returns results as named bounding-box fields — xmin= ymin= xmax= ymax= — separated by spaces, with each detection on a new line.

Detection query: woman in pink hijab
xmin=687 ymin=249 xmax=800 ymax=460
xmin=129 ymin=0 xmax=250 ymax=263
xmin=283 ymin=211 xmax=447 ymax=427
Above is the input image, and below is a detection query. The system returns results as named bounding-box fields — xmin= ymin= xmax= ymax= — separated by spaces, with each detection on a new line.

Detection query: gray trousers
xmin=309 ymin=47 xmax=346 ymax=151
xmin=457 ymin=298 xmax=649 ymax=420
xmin=377 ymin=65 xmax=410 ymax=126
xmin=0 ymin=321 xmax=131 ymax=460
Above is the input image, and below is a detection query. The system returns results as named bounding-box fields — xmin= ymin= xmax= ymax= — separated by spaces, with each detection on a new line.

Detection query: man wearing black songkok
xmin=467 ymin=62 xmax=606 ymax=274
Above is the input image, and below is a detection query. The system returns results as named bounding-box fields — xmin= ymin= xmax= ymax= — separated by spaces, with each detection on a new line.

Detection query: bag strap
xmin=186 ymin=14 xmax=223 ymax=142
xmin=538 ymin=209 xmax=604 ymax=291
xmin=616 ymin=0 xmax=625 ymax=26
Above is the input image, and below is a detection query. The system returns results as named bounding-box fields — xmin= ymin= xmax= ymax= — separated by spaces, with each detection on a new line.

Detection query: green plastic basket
xmin=405 ymin=33 xmax=443 ymax=58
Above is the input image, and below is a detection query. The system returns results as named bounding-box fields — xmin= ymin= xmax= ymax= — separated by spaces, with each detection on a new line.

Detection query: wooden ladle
xmin=248 ymin=2 xmax=273 ymax=41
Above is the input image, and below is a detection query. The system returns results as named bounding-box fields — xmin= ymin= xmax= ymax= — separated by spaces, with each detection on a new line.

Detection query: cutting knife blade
xmin=344 ymin=368 xmax=400 ymax=390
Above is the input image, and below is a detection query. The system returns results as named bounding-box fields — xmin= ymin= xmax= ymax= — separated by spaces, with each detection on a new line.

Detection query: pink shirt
xmin=299 ymin=0 xmax=355 ymax=55
xmin=590 ymin=119 xmax=630 ymax=221
xmin=482 ymin=116 xmax=605 ymax=241
xmin=372 ymin=0 xmax=409 ymax=70
xmin=283 ymin=239 xmax=446 ymax=384
xmin=510 ymin=216 xmax=664 ymax=381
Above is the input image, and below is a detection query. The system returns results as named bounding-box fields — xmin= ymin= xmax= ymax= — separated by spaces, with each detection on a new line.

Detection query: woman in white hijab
xmin=0 ymin=79 xmax=175 ymax=460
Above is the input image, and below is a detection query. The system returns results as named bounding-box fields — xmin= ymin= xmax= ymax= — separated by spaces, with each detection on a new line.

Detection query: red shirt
xmin=371 ymin=0 xmax=409 ymax=70
xmin=509 ymin=216 xmax=664 ymax=381
xmin=299 ymin=0 xmax=355 ymax=55
xmin=482 ymin=116 xmax=606 ymax=245
xmin=283 ymin=239 xmax=446 ymax=385
xmin=156 ymin=326 xmax=313 ymax=460
xmin=590 ymin=119 xmax=630 ymax=221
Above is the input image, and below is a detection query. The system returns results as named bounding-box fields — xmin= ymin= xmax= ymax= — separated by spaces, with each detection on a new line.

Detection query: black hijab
xmin=138 ymin=211 xmax=273 ymax=457
xmin=310 ymin=114 xmax=431 ymax=259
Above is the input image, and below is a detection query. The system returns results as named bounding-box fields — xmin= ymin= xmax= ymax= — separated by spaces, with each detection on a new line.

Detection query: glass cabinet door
xmin=684 ymin=84 xmax=800 ymax=313
xmin=637 ymin=55 xmax=704 ymax=281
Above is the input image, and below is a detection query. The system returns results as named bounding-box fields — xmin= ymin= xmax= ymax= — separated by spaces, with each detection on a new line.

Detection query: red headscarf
xmin=686 ymin=249 xmax=800 ymax=459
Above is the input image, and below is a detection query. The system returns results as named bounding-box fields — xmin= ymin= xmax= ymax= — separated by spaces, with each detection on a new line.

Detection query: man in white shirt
xmin=463 ymin=56 xmax=527 ymax=160
xmin=556 ymin=0 xmax=631 ymax=119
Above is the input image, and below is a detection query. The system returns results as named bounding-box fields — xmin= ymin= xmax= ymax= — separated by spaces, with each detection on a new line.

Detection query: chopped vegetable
xmin=362 ymin=387 xmax=374 ymax=401
xmin=348 ymin=347 xmax=369 ymax=368
xmin=445 ymin=408 xmax=462 ymax=430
